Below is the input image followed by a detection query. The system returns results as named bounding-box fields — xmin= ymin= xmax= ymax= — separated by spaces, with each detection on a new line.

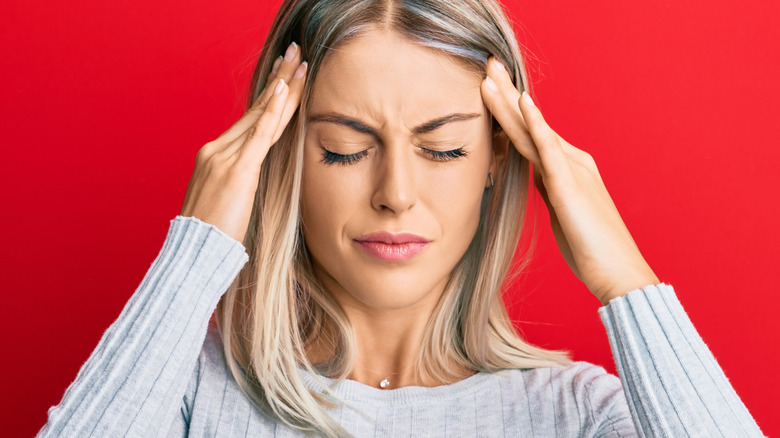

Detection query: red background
xmin=2 ymin=0 xmax=778 ymax=436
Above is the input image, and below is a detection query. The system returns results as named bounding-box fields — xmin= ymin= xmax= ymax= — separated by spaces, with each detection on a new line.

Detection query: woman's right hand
xmin=180 ymin=42 xmax=307 ymax=243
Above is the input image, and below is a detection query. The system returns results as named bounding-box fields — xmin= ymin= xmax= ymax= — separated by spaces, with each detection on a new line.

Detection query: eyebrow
xmin=307 ymin=111 xmax=482 ymax=136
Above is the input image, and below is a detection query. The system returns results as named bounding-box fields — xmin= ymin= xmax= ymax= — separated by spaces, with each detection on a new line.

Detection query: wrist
xmin=597 ymin=273 xmax=660 ymax=306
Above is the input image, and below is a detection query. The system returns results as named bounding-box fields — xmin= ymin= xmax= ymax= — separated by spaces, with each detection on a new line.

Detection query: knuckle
xmin=246 ymin=124 xmax=260 ymax=140
xmin=578 ymin=149 xmax=593 ymax=161
xmin=201 ymin=140 xmax=217 ymax=152
xmin=250 ymin=97 xmax=267 ymax=112
xmin=574 ymin=153 xmax=599 ymax=176
xmin=244 ymin=125 xmax=266 ymax=145
xmin=196 ymin=142 xmax=216 ymax=162
xmin=582 ymin=151 xmax=597 ymax=168
xmin=250 ymin=117 xmax=274 ymax=142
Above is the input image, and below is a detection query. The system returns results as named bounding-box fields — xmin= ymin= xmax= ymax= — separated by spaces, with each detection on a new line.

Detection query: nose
xmin=370 ymin=144 xmax=417 ymax=214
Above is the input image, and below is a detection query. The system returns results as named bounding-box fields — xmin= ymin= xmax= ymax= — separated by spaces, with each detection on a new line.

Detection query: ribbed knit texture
xmin=37 ymin=216 xmax=765 ymax=437
xmin=598 ymin=285 xmax=764 ymax=437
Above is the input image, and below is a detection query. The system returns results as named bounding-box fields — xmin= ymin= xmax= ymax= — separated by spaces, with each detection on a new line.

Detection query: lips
xmin=354 ymin=232 xmax=430 ymax=262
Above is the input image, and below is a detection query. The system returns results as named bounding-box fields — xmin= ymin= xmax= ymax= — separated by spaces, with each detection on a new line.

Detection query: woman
xmin=39 ymin=0 xmax=764 ymax=436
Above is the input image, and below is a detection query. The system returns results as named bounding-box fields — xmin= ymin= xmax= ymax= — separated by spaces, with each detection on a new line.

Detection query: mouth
xmin=354 ymin=232 xmax=431 ymax=262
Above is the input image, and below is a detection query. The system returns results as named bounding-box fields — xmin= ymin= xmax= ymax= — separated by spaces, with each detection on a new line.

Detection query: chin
xmin=339 ymin=270 xmax=448 ymax=311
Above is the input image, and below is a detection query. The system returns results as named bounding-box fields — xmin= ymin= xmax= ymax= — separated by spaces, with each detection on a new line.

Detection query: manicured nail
xmin=485 ymin=76 xmax=498 ymax=92
xmin=284 ymin=42 xmax=298 ymax=61
xmin=271 ymin=56 xmax=282 ymax=75
xmin=492 ymin=58 xmax=505 ymax=71
xmin=274 ymin=79 xmax=285 ymax=95
xmin=522 ymin=91 xmax=535 ymax=106
xmin=294 ymin=61 xmax=308 ymax=78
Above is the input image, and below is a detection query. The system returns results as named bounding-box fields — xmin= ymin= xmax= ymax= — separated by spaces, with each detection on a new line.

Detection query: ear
xmin=486 ymin=119 xmax=510 ymax=188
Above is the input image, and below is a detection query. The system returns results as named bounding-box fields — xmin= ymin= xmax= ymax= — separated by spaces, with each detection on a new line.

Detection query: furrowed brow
xmin=307 ymin=112 xmax=481 ymax=136
xmin=307 ymin=113 xmax=378 ymax=136
xmin=412 ymin=113 xmax=481 ymax=134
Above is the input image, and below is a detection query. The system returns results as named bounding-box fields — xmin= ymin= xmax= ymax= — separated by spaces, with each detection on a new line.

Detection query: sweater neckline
xmin=297 ymin=367 xmax=501 ymax=406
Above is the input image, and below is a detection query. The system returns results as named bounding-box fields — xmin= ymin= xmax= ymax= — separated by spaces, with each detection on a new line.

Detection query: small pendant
xmin=379 ymin=378 xmax=390 ymax=389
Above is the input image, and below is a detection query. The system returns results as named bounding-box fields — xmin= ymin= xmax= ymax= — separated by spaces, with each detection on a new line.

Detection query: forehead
xmin=308 ymin=29 xmax=485 ymax=126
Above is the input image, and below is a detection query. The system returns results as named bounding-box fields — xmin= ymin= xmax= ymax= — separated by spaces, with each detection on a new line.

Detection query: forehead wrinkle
xmin=311 ymin=31 xmax=484 ymax=138
xmin=311 ymin=85 xmax=482 ymax=139
xmin=308 ymin=111 xmax=483 ymax=141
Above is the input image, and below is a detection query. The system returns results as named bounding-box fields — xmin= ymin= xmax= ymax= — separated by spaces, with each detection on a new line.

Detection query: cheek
xmin=425 ymin=160 xmax=487 ymax=247
xmin=301 ymin=136 xmax=491 ymax=255
xmin=300 ymin=145 xmax=364 ymax=250
xmin=301 ymin=155 xmax=337 ymax=241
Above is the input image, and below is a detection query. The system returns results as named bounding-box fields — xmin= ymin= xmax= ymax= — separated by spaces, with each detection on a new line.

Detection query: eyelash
xmin=319 ymin=147 xmax=468 ymax=166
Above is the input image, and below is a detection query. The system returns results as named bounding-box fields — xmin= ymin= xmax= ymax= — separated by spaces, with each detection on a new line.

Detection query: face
xmin=301 ymin=29 xmax=497 ymax=314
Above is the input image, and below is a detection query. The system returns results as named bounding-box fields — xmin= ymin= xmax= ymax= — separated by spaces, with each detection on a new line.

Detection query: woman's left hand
xmin=480 ymin=56 xmax=659 ymax=305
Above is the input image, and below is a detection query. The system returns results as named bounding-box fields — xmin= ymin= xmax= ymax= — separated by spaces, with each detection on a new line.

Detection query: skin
xmin=300 ymin=29 xmax=498 ymax=387
xmin=180 ymin=28 xmax=658 ymax=389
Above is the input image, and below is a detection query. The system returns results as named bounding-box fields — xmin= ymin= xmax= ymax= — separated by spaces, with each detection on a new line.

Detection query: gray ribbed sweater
xmin=38 ymin=216 xmax=764 ymax=437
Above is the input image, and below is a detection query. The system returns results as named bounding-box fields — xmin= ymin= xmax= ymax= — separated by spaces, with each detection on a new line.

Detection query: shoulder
xmin=497 ymin=361 xmax=623 ymax=403
xmin=487 ymin=361 xmax=632 ymax=433
xmin=489 ymin=362 xmax=634 ymax=434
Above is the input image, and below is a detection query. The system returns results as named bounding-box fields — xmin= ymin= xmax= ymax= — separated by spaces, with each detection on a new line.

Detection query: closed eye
xmin=318 ymin=146 xmax=468 ymax=166
xmin=421 ymin=147 xmax=468 ymax=161
xmin=319 ymin=149 xmax=368 ymax=166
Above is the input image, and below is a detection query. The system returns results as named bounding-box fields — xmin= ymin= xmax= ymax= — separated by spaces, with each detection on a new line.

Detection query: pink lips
xmin=354 ymin=232 xmax=430 ymax=262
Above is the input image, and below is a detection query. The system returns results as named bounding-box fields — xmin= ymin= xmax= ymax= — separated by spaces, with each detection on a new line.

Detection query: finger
xmin=269 ymin=56 xmax=283 ymax=79
xmin=480 ymin=56 xmax=542 ymax=168
xmin=230 ymin=43 xmax=302 ymax=141
xmin=515 ymin=94 xmax=595 ymax=181
xmin=516 ymin=91 xmax=572 ymax=178
xmin=249 ymin=43 xmax=303 ymax=120
xmin=223 ymin=54 xmax=306 ymax=157
xmin=270 ymin=60 xmax=307 ymax=143
xmin=217 ymin=42 xmax=304 ymax=144
xmin=237 ymin=79 xmax=289 ymax=166
xmin=227 ymin=57 xmax=306 ymax=156
xmin=219 ymin=77 xmax=284 ymax=158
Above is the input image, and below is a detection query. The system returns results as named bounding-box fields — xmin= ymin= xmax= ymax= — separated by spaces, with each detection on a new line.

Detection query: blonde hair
xmin=215 ymin=0 xmax=571 ymax=435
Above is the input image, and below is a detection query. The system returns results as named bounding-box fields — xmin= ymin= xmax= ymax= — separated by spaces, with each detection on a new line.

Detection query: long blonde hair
xmin=215 ymin=0 xmax=570 ymax=435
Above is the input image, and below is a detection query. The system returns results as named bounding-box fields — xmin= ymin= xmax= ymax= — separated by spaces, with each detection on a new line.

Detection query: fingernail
xmin=274 ymin=79 xmax=285 ymax=95
xmin=485 ymin=76 xmax=498 ymax=92
xmin=284 ymin=42 xmax=298 ymax=61
xmin=294 ymin=61 xmax=308 ymax=78
xmin=522 ymin=91 xmax=535 ymax=106
xmin=271 ymin=56 xmax=282 ymax=75
xmin=492 ymin=58 xmax=505 ymax=71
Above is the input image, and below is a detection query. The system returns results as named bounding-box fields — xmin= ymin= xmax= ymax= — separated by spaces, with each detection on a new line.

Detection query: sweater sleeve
xmin=598 ymin=283 xmax=765 ymax=437
xmin=37 ymin=216 xmax=249 ymax=438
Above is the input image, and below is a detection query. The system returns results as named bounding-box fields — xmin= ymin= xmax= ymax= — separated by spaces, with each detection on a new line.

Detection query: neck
xmin=349 ymin=307 xmax=430 ymax=389
xmin=305 ymin=272 xmax=474 ymax=389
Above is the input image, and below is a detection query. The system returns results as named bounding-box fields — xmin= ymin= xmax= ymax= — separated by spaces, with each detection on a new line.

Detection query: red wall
xmin=2 ymin=0 xmax=777 ymax=436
